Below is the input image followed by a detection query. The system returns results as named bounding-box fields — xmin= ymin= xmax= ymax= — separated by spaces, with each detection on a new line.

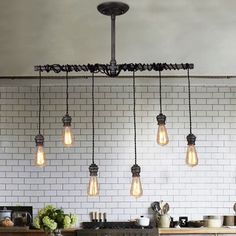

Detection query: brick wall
xmin=0 ymin=78 xmax=235 ymax=223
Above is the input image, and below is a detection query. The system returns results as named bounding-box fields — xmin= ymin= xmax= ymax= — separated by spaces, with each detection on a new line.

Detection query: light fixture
xmin=156 ymin=70 xmax=169 ymax=146
xmin=33 ymin=2 xmax=194 ymax=189
xmin=130 ymin=71 xmax=143 ymax=198
xmin=62 ymin=70 xmax=74 ymax=147
xmin=34 ymin=71 xmax=46 ymax=167
xmin=186 ymin=67 xmax=198 ymax=167
xmin=87 ymin=72 xmax=99 ymax=196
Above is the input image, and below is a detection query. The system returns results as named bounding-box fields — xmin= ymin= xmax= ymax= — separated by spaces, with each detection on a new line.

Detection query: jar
xmin=158 ymin=214 xmax=171 ymax=228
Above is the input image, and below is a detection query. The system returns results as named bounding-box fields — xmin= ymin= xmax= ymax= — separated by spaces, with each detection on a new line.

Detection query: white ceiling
xmin=0 ymin=0 xmax=236 ymax=77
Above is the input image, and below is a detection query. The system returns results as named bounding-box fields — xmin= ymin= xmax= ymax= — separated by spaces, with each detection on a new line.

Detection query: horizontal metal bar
xmin=34 ymin=63 xmax=194 ymax=75
xmin=0 ymin=75 xmax=233 ymax=80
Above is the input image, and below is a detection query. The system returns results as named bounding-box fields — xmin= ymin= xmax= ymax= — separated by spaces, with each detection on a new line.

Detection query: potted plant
xmin=33 ymin=205 xmax=77 ymax=236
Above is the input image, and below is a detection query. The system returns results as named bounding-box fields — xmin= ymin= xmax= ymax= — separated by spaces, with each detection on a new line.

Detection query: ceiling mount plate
xmin=97 ymin=2 xmax=129 ymax=16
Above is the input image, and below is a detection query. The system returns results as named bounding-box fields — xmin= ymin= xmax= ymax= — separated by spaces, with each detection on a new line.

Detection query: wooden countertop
xmin=2 ymin=227 xmax=236 ymax=235
xmin=0 ymin=227 xmax=77 ymax=232
xmin=0 ymin=227 xmax=77 ymax=236
xmin=159 ymin=227 xmax=236 ymax=234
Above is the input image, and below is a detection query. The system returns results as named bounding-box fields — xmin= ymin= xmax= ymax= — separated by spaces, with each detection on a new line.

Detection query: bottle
xmin=99 ymin=212 xmax=103 ymax=222
xmin=103 ymin=213 xmax=107 ymax=222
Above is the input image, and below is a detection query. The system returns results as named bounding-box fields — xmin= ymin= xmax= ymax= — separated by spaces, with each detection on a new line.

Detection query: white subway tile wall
xmin=0 ymin=81 xmax=236 ymax=223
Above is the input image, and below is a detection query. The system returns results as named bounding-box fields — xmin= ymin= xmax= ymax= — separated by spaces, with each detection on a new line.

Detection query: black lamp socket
xmin=186 ymin=133 xmax=196 ymax=145
xmin=62 ymin=114 xmax=72 ymax=127
xmin=131 ymin=164 xmax=141 ymax=177
xmin=35 ymin=134 xmax=44 ymax=146
xmin=89 ymin=163 xmax=99 ymax=176
xmin=156 ymin=113 xmax=166 ymax=125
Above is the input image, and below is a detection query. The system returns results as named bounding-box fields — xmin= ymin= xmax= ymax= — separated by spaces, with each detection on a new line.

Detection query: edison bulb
xmin=186 ymin=144 xmax=198 ymax=167
xmin=62 ymin=126 xmax=74 ymax=147
xmin=156 ymin=124 xmax=169 ymax=146
xmin=87 ymin=176 xmax=99 ymax=196
xmin=130 ymin=176 xmax=143 ymax=198
xmin=35 ymin=145 xmax=46 ymax=167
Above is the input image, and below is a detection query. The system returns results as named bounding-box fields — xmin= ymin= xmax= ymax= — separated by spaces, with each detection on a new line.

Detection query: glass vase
xmin=54 ymin=229 xmax=63 ymax=236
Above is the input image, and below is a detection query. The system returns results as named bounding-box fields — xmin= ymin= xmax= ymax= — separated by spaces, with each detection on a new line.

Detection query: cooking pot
xmin=136 ymin=216 xmax=150 ymax=227
xmin=0 ymin=210 xmax=12 ymax=221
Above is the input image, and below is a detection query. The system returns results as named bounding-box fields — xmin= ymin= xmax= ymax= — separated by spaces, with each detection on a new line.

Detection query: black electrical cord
xmin=159 ymin=70 xmax=162 ymax=114
xmin=92 ymin=72 xmax=95 ymax=164
xmin=132 ymin=71 xmax=137 ymax=165
xmin=66 ymin=70 xmax=69 ymax=114
xmin=38 ymin=70 xmax=42 ymax=134
xmin=187 ymin=67 xmax=192 ymax=134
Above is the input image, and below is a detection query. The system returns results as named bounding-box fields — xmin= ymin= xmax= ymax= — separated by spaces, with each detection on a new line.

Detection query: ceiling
xmin=0 ymin=0 xmax=236 ymax=77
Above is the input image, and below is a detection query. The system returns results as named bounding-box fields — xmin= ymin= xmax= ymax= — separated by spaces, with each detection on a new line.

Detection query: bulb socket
xmin=156 ymin=113 xmax=166 ymax=125
xmin=187 ymin=133 xmax=196 ymax=145
xmin=89 ymin=163 xmax=99 ymax=176
xmin=35 ymin=134 xmax=44 ymax=146
xmin=131 ymin=164 xmax=141 ymax=177
xmin=62 ymin=113 xmax=72 ymax=127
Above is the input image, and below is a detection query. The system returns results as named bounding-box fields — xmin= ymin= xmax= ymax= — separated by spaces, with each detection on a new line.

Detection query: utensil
xmin=151 ymin=202 xmax=160 ymax=212
xmin=233 ymin=203 xmax=236 ymax=213
xmin=159 ymin=200 xmax=164 ymax=215
xmin=163 ymin=203 xmax=169 ymax=214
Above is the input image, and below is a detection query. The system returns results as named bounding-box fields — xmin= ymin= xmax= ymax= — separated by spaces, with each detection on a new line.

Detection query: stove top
xmin=82 ymin=221 xmax=153 ymax=229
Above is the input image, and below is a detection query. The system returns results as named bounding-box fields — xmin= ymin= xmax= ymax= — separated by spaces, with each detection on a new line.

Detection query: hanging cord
xmin=66 ymin=70 xmax=69 ymax=114
xmin=38 ymin=70 xmax=42 ymax=134
xmin=159 ymin=70 xmax=162 ymax=114
xmin=187 ymin=67 xmax=192 ymax=134
xmin=92 ymin=72 xmax=95 ymax=164
xmin=133 ymin=71 xmax=137 ymax=165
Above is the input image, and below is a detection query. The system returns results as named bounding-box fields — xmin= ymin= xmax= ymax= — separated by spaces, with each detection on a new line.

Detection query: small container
xmin=223 ymin=215 xmax=236 ymax=226
xmin=0 ymin=210 xmax=12 ymax=221
xmin=203 ymin=215 xmax=223 ymax=228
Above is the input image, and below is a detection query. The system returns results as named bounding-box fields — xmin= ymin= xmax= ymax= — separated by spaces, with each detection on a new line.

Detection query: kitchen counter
xmin=1 ymin=227 xmax=236 ymax=236
xmin=159 ymin=227 xmax=236 ymax=235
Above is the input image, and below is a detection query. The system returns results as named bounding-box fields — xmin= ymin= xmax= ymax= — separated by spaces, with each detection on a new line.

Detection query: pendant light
xmin=87 ymin=72 xmax=99 ymax=196
xmin=130 ymin=71 xmax=143 ymax=198
xmin=186 ymin=66 xmax=198 ymax=167
xmin=62 ymin=70 xmax=74 ymax=147
xmin=34 ymin=70 xmax=46 ymax=167
xmin=156 ymin=70 xmax=169 ymax=146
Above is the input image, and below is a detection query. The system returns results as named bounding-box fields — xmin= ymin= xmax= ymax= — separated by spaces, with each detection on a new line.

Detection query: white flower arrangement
xmin=33 ymin=205 xmax=77 ymax=235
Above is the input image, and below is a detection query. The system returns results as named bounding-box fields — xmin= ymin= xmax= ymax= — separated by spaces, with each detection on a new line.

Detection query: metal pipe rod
xmin=34 ymin=63 xmax=194 ymax=73
xmin=0 ymin=75 xmax=235 ymax=80
xmin=111 ymin=14 xmax=116 ymax=64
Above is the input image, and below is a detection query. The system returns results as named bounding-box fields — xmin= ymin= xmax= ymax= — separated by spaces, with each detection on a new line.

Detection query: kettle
xmin=12 ymin=211 xmax=32 ymax=227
